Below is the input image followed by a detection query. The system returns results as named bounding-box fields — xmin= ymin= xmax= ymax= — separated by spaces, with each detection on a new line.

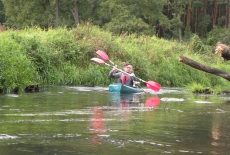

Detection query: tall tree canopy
xmin=1 ymin=0 xmax=230 ymax=39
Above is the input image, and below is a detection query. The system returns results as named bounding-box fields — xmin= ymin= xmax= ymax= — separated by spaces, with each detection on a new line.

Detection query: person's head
xmin=123 ymin=62 xmax=133 ymax=73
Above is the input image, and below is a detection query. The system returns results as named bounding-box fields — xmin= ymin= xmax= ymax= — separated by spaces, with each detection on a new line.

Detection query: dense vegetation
xmin=1 ymin=1 xmax=230 ymax=93
xmin=1 ymin=0 xmax=230 ymax=40
xmin=1 ymin=25 xmax=230 ymax=93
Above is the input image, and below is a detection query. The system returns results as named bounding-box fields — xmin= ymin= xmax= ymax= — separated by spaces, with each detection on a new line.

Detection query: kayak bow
xmin=109 ymin=83 xmax=140 ymax=93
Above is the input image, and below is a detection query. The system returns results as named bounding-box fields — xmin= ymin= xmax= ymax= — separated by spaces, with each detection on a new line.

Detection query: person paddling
xmin=109 ymin=62 xmax=140 ymax=87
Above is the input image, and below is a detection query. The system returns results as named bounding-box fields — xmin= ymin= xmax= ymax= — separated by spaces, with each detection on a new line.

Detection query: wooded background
xmin=1 ymin=0 xmax=230 ymax=41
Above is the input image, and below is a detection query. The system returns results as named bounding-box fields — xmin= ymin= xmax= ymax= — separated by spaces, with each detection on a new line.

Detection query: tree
xmin=227 ymin=0 xmax=230 ymax=27
xmin=97 ymin=0 xmax=168 ymax=35
xmin=0 ymin=0 xmax=5 ymax=24
xmin=55 ymin=0 xmax=59 ymax=27
xmin=1 ymin=0 xmax=98 ymax=28
xmin=71 ymin=0 xmax=79 ymax=25
xmin=2 ymin=0 xmax=230 ymax=40
xmin=2 ymin=0 xmax=55 ymax=28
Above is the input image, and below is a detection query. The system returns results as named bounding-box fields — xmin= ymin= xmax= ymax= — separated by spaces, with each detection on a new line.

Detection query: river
xmin=0 ymin=85 xmax=230 ymax=155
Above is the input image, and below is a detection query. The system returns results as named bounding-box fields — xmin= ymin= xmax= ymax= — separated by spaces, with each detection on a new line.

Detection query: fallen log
xmin=179 ymin=55 xmax=230 ymax=81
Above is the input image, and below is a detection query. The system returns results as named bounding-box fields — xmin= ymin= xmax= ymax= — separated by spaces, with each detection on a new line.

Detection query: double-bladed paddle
xmin=95 ymin=50 xmax=161 ymax=92
xmin=90 ymin=58 xmax=130 ymax=75
xmin=96 ymin=51 xmax=149 ymax=93
xmin=90 ymin=57 xmax=161 ymax=92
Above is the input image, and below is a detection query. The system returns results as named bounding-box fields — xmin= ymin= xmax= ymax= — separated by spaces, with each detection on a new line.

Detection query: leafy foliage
xmin=190 ymin=35 xmax=205 ymax=53
xmin=0 ymin=25 xmax=230 ymax=93
xmin=206 ymin=27 xmax=230 ymax=46
xmin=0 ymin=0 xmax=5 ymax=24
xmin=0 ymin=32 xmax=38 ymax=92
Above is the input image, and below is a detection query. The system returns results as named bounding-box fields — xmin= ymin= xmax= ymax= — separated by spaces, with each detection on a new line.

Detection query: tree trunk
xmin=71 ymin=0 xmax=79 ymax=25
xmin=195 ymin=7 xmax=197 ymax=33
xmin=55 ymin=0 xmax=59 ymax=28
xmin=186 ymin=2 xmax=191 ymax=29
xmin=227 ymin=0 xmax=230 ymax=27
xmin=179 ymin=55 xmax=230 ymax=81
xmin=44 ymin=0 xmax=51 ymax=28
xmin=212 ymin=0 xmax=218 ymax=27
xmin=177 ymin=14 xmax=182 ymax=41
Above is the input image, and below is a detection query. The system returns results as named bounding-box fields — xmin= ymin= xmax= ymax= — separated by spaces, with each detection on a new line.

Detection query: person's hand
xmin=112 ymin=65 xmax=118 ymax=72
xmin=133 ymin=81 xmax=140 ymax=86
xmin=130 ymin=73 xmax=135 ymax=77
xmin=134 ymin=81 xmax=140 ymax=85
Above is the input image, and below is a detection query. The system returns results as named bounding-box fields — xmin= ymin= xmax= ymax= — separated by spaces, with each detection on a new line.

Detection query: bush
xmin=0 ymin=32 xmax=38 ymax=92
xmin=206 ymin=27 xmax=230 ymax=46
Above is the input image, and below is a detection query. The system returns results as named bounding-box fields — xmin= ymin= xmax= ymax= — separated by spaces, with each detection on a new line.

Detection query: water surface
xmin=0 ymin=86 xmax=230 ymax=155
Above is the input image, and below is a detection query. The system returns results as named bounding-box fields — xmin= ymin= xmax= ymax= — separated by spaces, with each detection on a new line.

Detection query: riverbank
xmin=0 ymin=25 xmax=229 ymax=93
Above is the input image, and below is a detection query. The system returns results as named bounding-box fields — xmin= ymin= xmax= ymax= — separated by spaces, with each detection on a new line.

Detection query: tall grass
xmin=0 ymin=24 xmax=229 ymax=92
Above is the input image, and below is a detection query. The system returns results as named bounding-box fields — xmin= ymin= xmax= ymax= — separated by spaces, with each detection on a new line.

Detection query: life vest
xmin=120 ymin=73 xmax=131 ymax=84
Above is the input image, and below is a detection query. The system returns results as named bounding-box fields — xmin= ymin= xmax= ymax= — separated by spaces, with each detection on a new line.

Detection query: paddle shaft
xmin=104 ymin=62 xmax=146 ymax=83
xmin=136 ymin=84 xmax=148 ymax=93
xmin=109 ymin=60 xmax=115 ymax=66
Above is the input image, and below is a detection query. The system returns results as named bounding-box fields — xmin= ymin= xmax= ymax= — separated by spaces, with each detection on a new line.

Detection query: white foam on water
xmin=0 ymin=134 xmax=18 ymax=140
xmin=161 ymin=97 xmax=185 ymax=102
xmin=194 ymin=100 xmax=213 ymax=104
xmin=6 ymin=94 xmax=19 ymax=98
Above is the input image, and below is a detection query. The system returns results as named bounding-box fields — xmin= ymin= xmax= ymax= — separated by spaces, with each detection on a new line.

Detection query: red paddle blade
xmin=90 ymin=58 xmax=106 ymax=65
xmin=146 ymin=81 xmax=161 ymax=92
xmin=96 ymin=50 xmax=110 ymax=61
xmin=145 ymin=96 xmax=160 ymax=107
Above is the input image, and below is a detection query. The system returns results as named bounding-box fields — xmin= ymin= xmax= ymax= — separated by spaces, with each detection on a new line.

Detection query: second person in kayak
xmin=109 ymin=62 xmax=140 ymax=87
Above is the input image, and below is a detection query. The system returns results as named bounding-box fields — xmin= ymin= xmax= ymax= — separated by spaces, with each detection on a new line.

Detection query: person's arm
xmin=109 ymin=65 xmax=122 ymax=78
xmin=131 ymin=74 xmax=140 ymax=86
xmin=109 ymin=70 xmax=121 ymax=78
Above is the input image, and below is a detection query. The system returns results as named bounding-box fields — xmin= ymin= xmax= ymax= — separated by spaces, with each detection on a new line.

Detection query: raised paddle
xmin=95 ymin=50 xmax=161 ymax=91
xmin=96 ymin=50 xmax=115 ymax=65
xmin=91 ymin=58 xmax=148 ymax=93
xmin=90 ymin=58 xmax=161 ymax=92
xmin=96 ymin=50 xmax=147 ymax=93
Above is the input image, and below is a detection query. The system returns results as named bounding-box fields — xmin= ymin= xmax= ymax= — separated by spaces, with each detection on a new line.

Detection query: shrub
xmin=0 ymin=33 xmax=38 ymax=92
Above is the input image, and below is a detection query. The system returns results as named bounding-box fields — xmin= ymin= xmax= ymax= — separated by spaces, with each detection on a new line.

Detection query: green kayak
xmin=108 ymin=83 xmax=140 ymax=93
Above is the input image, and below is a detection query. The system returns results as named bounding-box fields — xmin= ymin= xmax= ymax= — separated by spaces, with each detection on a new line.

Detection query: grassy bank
xmin=0 ymin=25 xmax=229 ymax=93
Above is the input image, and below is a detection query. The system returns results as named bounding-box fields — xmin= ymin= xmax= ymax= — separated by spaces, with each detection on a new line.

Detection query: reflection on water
xmin=90 ymin=106 xmax=106 ymax=146
xmin=145 ymin=96 xmax=161 ymax=107
xmin=109 ymin=92 xmax=161 ymax=110
xmin=1 ymin=86 xmax=230 ymax=155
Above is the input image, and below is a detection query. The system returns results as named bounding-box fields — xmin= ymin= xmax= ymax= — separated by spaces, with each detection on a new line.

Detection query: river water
xmin=0 ymin=85 xmax=230 ymax=155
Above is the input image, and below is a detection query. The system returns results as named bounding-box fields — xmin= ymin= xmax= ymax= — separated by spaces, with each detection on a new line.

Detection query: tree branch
xmin=179 ymin=55 xmax=230 ymax=81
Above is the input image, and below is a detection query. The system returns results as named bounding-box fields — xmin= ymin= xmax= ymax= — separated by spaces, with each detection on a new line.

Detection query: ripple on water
xmin=53 ymin=133 xmax=82 ymax=138
xmin=194 ymin=100 xmax=213 ymax=104
xmin=69 ymin=86 xmax=108 ymax=92
xmin=6 ymin=94 xmax=19 ymax=98
xmin=0 ymin=134 xmax=18 ymax=140
xmin=161 ymin=97 xmax=185 ymax=102
xmin=148 ymin=87 xmax=186 ymax=95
